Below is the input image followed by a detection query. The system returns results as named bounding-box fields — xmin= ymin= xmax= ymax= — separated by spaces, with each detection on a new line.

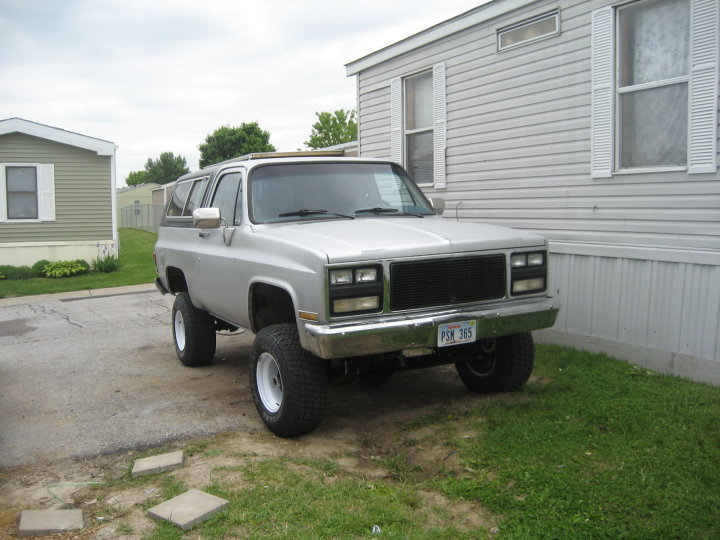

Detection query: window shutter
xmin=38 ymin=164 xmax=55 ymax=222
xmin=433 ymin=62 xmax=447 ymax=189
xmin=688 ymin=0 xmax=719 ymax=174
xmin=590 ymin=7 xmax=614 ymax=179
xmin=390 ymin=77 xmax=402 ymax=164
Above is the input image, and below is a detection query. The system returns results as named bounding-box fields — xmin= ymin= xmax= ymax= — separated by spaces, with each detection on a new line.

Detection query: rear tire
xmin=455 ymin=332 xmax=534 ymax=393
xmin=250 ymin=323 xmax=327 ymax=437
xmin=172 ymin=292 xmax=216 ymax=367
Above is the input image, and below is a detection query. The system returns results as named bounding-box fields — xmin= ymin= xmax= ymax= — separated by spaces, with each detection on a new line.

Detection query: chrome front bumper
xmin=302 ymin=296 xmax=560 ymax=359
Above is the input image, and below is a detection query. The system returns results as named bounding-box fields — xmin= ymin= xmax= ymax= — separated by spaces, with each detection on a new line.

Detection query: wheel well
xmin=166 ymin=267 xmax=188 ymax=294
xmin=251 ymin=283 xmax=295 ymax=333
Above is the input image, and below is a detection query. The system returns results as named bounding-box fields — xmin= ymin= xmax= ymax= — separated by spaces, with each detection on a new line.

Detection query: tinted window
xmin=166 ymin=180 xmax=192 ymax=216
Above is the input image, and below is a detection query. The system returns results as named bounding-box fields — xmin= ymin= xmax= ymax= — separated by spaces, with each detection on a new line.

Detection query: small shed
xmin=0 ymin=117 xmax=118 ymax=266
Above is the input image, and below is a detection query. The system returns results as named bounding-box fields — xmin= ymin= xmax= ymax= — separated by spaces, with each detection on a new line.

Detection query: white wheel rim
xmin=174 ymin=309 xmax=186 ymax=351
xmin=257 ymin=352 xmax=283 ymax=413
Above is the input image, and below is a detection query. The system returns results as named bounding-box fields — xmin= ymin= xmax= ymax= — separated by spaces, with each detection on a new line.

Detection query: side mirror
xmin=193 ymin=207 xmax=221 ymax=229
xmin=430 ymin=197 xmax=445 ymax=215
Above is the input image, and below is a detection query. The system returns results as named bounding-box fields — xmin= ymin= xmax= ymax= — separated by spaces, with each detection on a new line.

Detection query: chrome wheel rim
xmin=174 ymin=309 xmax=186 ymax=351
xmin=257 ymin=352 xmax=283 ymax=413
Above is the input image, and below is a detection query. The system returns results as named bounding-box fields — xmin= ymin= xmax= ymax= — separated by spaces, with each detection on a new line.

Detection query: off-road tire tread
xmin=173 ymin=292 xmax=216 ymax=367
xmin=456 ymin=332 xmax=534 ymax=393
xmin=250 ymin=323 xmax=327 ymax=437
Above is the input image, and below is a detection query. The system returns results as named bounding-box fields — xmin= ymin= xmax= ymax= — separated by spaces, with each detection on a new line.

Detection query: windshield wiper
xmin=354 ymin=207 xmax=425 ymax=218
xmin=277 ymin=209 xmax=354 ymax=219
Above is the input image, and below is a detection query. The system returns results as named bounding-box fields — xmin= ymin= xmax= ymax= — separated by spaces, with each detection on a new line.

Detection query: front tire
xmin=250 ymin=324 xmax=327 ymax=437
xmin=172 ymin=292 xmax=216 ymax=367
xmin=455 ymin=332 xmax=534 ymax=393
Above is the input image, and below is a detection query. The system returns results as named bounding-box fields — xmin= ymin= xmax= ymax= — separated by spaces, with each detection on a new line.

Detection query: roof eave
xmin=345 ymin=0 xmax=537 ymax=76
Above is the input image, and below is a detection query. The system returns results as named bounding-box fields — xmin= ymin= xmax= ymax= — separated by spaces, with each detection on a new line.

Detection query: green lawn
xmin=86 ymin=346 xmax=718 ymax=539
xmin=0 ymin=228 xmax=157 ymax=299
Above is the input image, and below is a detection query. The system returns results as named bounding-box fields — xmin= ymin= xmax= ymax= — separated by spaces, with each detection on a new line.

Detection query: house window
xmin=617 ymin=0 xmax=689 ymax=168
xmin=390 ymin=63 xmax=447 ymax=189
xmin=0 ymin=163 xmax=55 ymax=222
xmin=405 ymin=71 xmax=433 ymax=184
xmin=6 ymin=166 xmax=38 ymax=219
xmin=591 ymin=0 xmax=718 ymax=177
xmin=497 ymin=10 xmax=560 ymax=51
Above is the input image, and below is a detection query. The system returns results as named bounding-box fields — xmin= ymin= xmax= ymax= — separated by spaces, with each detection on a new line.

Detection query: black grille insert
xmin=390 ymin=255 xmax=506 ymax=311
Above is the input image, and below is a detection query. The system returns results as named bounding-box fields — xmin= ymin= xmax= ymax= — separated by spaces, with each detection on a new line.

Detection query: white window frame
xmin=591 ymin=0 xmax=719 ymax=178
xmin=497 ymin=10 xmax=560 ymax=51
xmin=0 ymin=163 xmax=56 ymax=222
xmin=390 ymin=62 xmax=447 ymax=189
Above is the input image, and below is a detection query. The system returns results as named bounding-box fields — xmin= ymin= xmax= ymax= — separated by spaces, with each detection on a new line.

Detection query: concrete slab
xmin=147 ymin=489 xmax=229 ymax=531
xmin=132 ymin=450 xmax=185 ymax=478
xmin=18 ymin=509 xmax=83 ymax=536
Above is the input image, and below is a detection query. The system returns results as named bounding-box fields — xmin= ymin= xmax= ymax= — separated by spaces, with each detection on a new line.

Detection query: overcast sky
xmin=1 ymin=0 xmax=488 ymax=185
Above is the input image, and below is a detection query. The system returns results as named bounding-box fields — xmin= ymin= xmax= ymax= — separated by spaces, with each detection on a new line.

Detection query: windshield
xmin=249 ymin=162 xmax=435 ymax=224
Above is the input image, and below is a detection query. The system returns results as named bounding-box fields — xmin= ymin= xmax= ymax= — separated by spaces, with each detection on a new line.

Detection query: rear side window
xmin=166 ymin=177 xmax=209 ymax=217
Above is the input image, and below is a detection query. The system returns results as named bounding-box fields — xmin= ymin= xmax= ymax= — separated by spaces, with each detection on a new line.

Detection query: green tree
xmin=144 ymin=152 xmax=190 ymax=184
xmin=305 ymin=109 xmax=357 ymax=149
xmin=125 ymin=170 xmax=149 ymax=186
xmin=125 ymin=152 xmax=189 ymax=186
xmin=199 ymin=122 xmax=276 ymax=168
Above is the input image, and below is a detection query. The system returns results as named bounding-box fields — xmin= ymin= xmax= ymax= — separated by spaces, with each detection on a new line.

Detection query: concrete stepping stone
xmin=132 ymin=450 xmax=185 ymax=478
xmin=18 ymin=509 xmax=83 ymax=536
xmin=147 ymin=489 xmax=229 ymax=531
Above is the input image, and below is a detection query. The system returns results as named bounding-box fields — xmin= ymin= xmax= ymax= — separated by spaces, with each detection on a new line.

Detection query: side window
xmin=6 ymin=166 xmax=38 ymax=219
xmin=183 ymin=178 xmax=208 ymax=216
xmin=166 ymin=180 xmax=192 ymax=216
xmin=211 ymin=172 xmax=243 ymax=225
xmin=166 ymin=177 xmax=209 ymax=217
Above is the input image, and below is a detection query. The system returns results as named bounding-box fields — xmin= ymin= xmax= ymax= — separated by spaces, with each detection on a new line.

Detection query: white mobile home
xmin=346 ymin=0 xmax=720 ymax=384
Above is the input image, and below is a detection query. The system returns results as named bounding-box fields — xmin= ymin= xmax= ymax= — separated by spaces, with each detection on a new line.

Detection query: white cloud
xmin=0 ymin=0 xmax=487 ymax=184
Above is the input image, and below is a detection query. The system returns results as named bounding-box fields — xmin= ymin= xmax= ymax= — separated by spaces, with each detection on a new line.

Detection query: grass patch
xmin=76 ymin=345 xmax=717 ymax=538
xmin=435 ymin=345 xmax=720 ymax=538
xmin=0 ymin=228 xmax=157 ymax=298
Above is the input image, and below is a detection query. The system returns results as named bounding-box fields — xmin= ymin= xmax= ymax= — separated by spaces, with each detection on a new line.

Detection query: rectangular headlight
xmin=528 ymin=252 xmax=544 ymax=266
xmin=355 ymin=267 xmax=378 ymax=283
xmin=333 ymin=296 xmax=380 ymax=313
xmin=512 ymin=277 xmax=545 ymax=294
xmin=511 ymin=254 xmax=527 ymax=267
xmin=330 ymin=269 xmax=353 ymax=285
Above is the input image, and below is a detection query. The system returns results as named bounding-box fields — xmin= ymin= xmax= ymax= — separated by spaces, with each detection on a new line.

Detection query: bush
xmin=32 ymin=259 xmax=51 ymax=277
xmin=5 ymin=265 xmax=35 ymax=280
xmin=0 ymin=265 xmax=12 ymax=280
xmin=75 ymin=259 xmax=91 ymax=272
xmin=91 ymin=255 xmax=120 ymax=273
xmin=43 ymin=260 xmax=89 ymax=278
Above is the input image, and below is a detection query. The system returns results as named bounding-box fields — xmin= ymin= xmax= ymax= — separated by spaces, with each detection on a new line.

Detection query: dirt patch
xmin=0 ymin=367 xmax=500 ymax=538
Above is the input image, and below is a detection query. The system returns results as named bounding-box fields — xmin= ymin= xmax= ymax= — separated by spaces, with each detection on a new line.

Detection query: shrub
xmin=75 ymin=259 xmax=91 ymax=272
xmin=43 ymin=260 xmax=89 ymax=278
xmin=91 ymin=254 xmax=120 ymax=273
xmin=0 ymin=265 xmax=12 ymax=279
xmin=32 ymin=259 xmax=51 ymax=277
xmin=6 ymin=265 xmax=35 ymax=280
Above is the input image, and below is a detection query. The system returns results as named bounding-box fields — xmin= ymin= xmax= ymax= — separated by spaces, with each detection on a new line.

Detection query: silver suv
xmin=154 ymin=152 xmax=559 ymax=437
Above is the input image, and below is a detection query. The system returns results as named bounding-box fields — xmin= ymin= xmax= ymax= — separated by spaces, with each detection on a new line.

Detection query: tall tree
xmin=199 ymin=122 xmax=276 ymax=168
xmin=305 ymin=109 xmax=357 ymax=149
xmin=124 ymin=152 xmax=189 ymax=186
xmin=125 ymin=170 xmax=149 ymax=186
xmin=144 ymin=152 xmax=190 ymax=184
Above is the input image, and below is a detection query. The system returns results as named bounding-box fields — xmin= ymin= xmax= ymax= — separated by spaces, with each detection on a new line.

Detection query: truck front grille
xmin=390 ymin=255 xmax=506 ymax=311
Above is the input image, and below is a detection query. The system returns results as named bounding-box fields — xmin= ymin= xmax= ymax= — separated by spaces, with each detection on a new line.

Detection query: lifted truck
xmin=154 ymin=152 xmax=559 ymax=437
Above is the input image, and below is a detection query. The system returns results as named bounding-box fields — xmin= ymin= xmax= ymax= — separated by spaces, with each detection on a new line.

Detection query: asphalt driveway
xmin=0 ymin=285 xmax=258 ymax=468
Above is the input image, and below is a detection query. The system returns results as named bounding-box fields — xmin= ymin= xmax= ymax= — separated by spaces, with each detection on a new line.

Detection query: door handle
xmin=198 ymin=232 xmax=210 ymax=238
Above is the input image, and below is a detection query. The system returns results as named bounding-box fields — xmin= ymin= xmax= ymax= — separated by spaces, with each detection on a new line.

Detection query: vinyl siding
xmin=355 ymin=0 xmax=720 ymax=253
xmin=353 ymin=0 xmax=720 ymax=378
xmin=0 ymin=132 xmax=113 ymax=243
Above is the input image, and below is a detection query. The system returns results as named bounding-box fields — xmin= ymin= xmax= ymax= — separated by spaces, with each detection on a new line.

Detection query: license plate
xmin=438 ymin=320 xmax=477 ymax=347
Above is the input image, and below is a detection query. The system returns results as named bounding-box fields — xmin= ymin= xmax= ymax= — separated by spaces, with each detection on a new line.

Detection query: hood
xmin=252 ymin=216 xmax=546 ymax=263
